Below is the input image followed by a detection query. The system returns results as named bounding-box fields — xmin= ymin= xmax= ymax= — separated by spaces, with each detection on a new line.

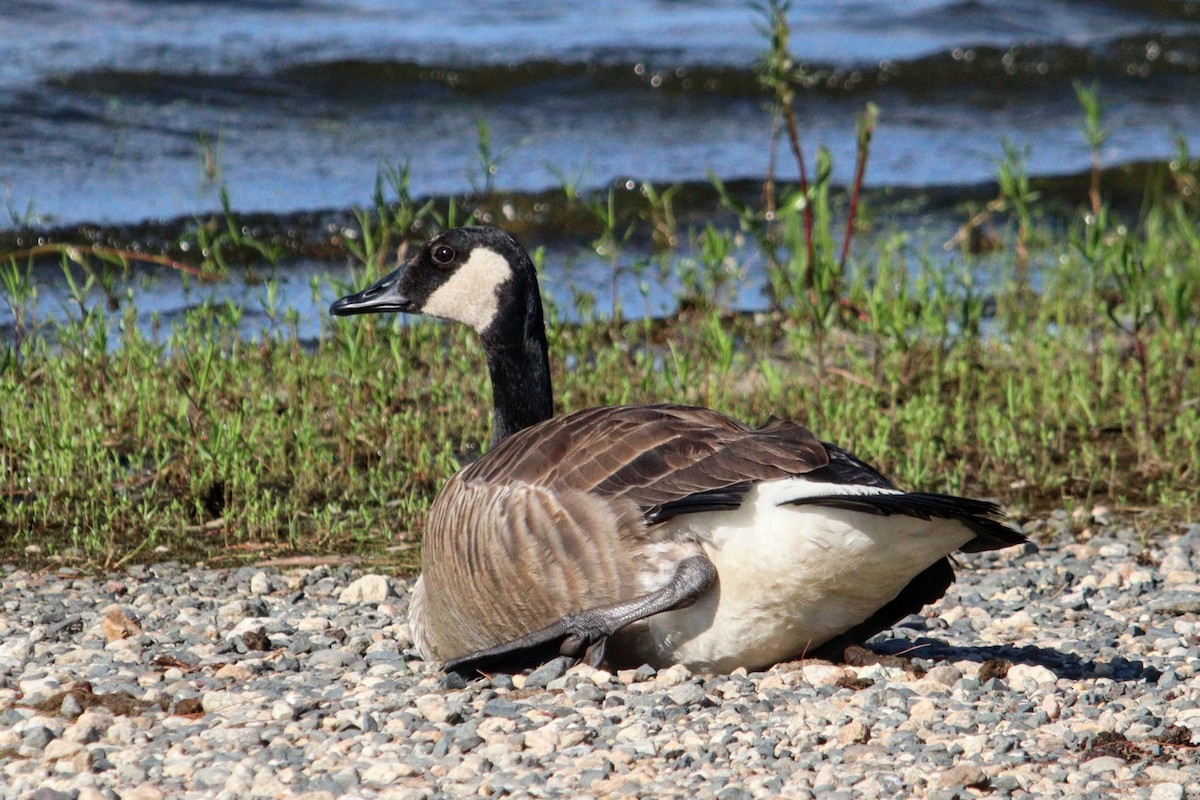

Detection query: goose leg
xmin=442 ymin=555 xmax=717 ymax=675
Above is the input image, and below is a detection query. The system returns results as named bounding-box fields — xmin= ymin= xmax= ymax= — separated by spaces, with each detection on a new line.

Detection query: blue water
xmin=2 ymin=0 xmax=1198 ymax=227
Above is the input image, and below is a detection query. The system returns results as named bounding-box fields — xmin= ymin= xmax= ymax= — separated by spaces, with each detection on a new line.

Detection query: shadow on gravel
xmin=871 ymin=637 xmax=1163 ymax=683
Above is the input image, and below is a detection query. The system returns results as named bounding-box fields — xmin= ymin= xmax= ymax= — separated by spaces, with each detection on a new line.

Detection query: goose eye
xmin=432 ymin=245 xmax=456 ymax=265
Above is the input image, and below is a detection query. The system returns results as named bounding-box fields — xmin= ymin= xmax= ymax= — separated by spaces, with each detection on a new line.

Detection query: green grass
xmin=1 ymin=176 xmax=1197 ymax=570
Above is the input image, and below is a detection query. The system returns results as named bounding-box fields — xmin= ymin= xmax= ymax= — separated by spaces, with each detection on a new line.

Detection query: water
xmin=3 ymin=0 xmax=1198 ymax=227
xmin=1 ymin=0 xmax=1198 ymax=336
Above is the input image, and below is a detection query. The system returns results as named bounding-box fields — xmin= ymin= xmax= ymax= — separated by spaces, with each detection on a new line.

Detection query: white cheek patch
xmin=421 ymin=247 xmax=511 ymax=332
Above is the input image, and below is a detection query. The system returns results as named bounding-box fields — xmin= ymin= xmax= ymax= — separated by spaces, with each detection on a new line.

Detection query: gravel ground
xmin=2 ymin=514 xmax=1199 ymax=800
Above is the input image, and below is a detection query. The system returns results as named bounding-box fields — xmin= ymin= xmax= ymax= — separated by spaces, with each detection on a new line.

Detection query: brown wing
xmin=459 ymin=403 xmax=830 ymax=514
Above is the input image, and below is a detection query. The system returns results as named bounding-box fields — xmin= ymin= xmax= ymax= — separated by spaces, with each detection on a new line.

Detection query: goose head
xmin=329 ymin=226 xmax=538 ymax=337
xmin=330 ymin=225 xmax=553 ymax=444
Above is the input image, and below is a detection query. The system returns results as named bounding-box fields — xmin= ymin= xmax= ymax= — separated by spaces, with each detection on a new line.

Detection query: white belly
xmin=639 ymin=480 xmax=975 ymax=671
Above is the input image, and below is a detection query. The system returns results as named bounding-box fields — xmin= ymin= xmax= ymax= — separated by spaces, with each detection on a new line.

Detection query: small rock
xmin=64 ymin=709 xmax=112 ymax=744
xmin=361 ymin=762 xmax=400 ymax=785
xmin=990 ymin=610 xmax=1035 ymax=636
xmin=99 ymin=606 xmax=142 ymax=642
xmin=195 ymin=764 xmax=231 ymax=788
xmin=1150 ymin=783 xmax=1184 ymax=800
xmin=481 ymin=698 xmax=522 ymax=719
xmin=297 ymin=616 xmax=331 ymax=632
xmin=1081 ymin=756 xmax=1127 ymax=774
xmin=852 ymin=663 xmax=906 ymax=683
xmin=415 ymin=695 xmax=462 ymax=724
xmin=616 ymin=721 xmax=650 ymax=743
xmin=216 ymin=599 xmax=269 ymax=627
xmin=338 ymin=574 xmax=393 ymax=604
xmin=27 ymin=789 xmax=73 ymax=800
xmin=657 ymin=664 xmax=692 ymax=687
xmin=1150 ymin=593 xmax=1200 ymax=616
xmin=523 ymin=726 xmax=559 ymax=755
xmin=589 ymin=669 xmax=614 ymax=686
xmin=1042 ymin=696 xmax=1061 ymax=721
xmin=307 ymin=649 xmax=360 ymax=669
xmin=174 ymin=696 xmax=204 ymax=715
xmin=250 ymin=571 xmax=272 ymax=595
xmin=923 ymin=665 xmax=963 ymax=686
xmin=439 ymin=671 xmax=468 ymax=691
xmin=19 ymin=675 xmax=62 ymax=703
xmin=801 ymin=664 xmax=847 ymax=687
xmin=123 ymin=787 xmax=165 ymax=800
xmin=524 ymin=656 xmax=570 ymax=690
xmin=1097 ymin=542 xmax=1129 ymax=558
xmin=215 ymin=663 xmax=253 ymax=681
xmin=1006 ymin=663 xmax=1057 ymax=692
xmin=837 ymin=720 xmax=871 ymax=745
xmin=200 ymin=691 xmax=243 ymax=714
xmin=939 ymin=764 xmax=989 ymax=789
xmin=1145 ymin=766 xmax=1191 ymax=784
xmin=909 ymin=699 xmax=938 ymax=721
xmin=59 ymin=692 xmax=83 ymax=719
xmin=43 ymin=739 xmax=84 ymax=760
xmin=23 ymin=725 xmax=57 ymax=750
xmin=271 ymin=700 xmax=298 ymax=721
xmin=667 ymin=682 xmax=706 ymax=706
xmin=238 ymin=627 xmax=271 ymax=652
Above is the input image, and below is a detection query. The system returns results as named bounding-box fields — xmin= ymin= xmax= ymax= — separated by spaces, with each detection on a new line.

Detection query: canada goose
xmin=330 ymin=226 xmax=1025 ymax=674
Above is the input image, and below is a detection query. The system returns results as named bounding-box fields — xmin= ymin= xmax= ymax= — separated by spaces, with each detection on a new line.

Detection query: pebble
xmin=666 ymin=682 xmax=707 ymax=706
xmin=939 ymin=763 xmax=989 ymax=789
xmin=98 ymin=607 xmax=141 ymax=642
xmin=338 ymin=574 xmax=393 ymax=604
xmin=1006 ymin=663 xmax=1057 ymax=692
xmin=837 ymin=720 xmax=871 ymax=744
xmin=0 ymin=523 xmax=1198 ymax=799
xmin=523 ymin=655 xmax=570 ymax=689
xmin=1151 ymin=783 xmax=1185 ymax=800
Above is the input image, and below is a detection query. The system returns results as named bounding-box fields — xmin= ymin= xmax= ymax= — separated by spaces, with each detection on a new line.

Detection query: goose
xmin=330 ymin=225 xmax=1026 ymax=674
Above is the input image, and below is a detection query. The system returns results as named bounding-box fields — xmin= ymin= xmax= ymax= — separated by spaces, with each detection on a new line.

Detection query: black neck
xmin=482 ymin=279 xmax=553 ymax=446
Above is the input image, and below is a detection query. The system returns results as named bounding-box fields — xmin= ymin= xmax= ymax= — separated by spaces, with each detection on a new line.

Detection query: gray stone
xmin=939 ymin=764 xmax=989 ymax=789
xmin=924 ymin=665 xmax=963 ymax=686
xmin=193 ymin=764 xmax=231 ymax=788
xmin=216 ymin=599 xmax=269 ymax=627
xmin=667 ymin=682 xmax=707 ymax=706
xmin=306 ymin=649 xmax=361 ymax=669
xmin=481 ymin=699 xmax=523 ymax=719
xmin=338 ymin=574 xmax=393 ymax=605
xmin=1081 ymin=756 xmax=1127 ymax=775
xmin=1150 ymin=783 xmax=1184 ymax=800
xmin=415 ymin=695 xmax=463 ymax=724
xmin=1149 ymin=592 xmax=1200 ymax=615
xmin=250 ymin=571 xmax=273 ymax=596
xmin=27 ymin=789 xmax=76 ymax=800
xmin=23 ymin=725 xmax=58 ymax=750
xmin=524 ymin=656 xmax=571 ymax=690
xmin=60 ymin=691 xmax=83 ymax=718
